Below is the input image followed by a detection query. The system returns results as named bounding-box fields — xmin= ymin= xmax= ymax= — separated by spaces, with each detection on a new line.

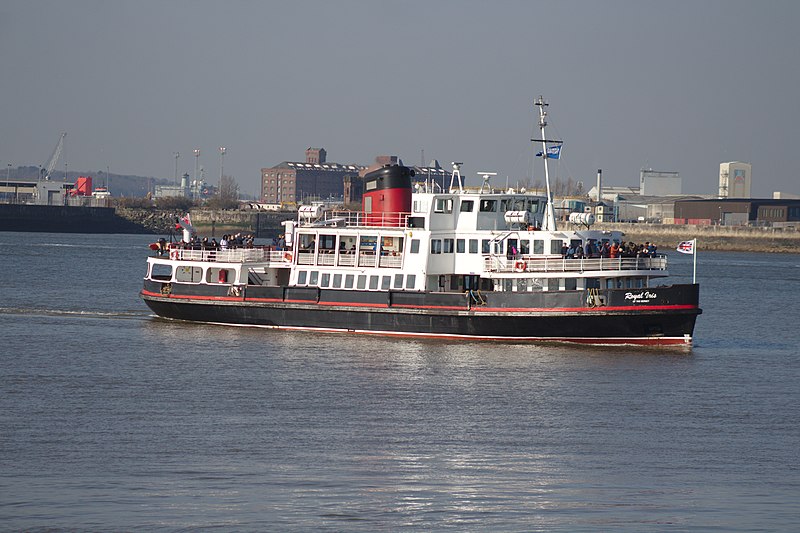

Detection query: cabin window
xmin=309 ymin=271 xmax=319 ymax=286
xmin=151 ymin=263 xmax=172 ymax=281
xmin=297 ymin=271 xmax=308 ymax=285
xmin=320 ymin=273 xmax=331 ymax=288
xmin=493 ymin=241 xmax=502 ymax=254
xmin=586 ymin=278 xmax=600 ymax=289
xmin=460 ymin=200 xmax=474 ymax=212
xmin=565 ymin=278 xmax=577 ymax=290
xmin=318 ymin=234 xmax=336 ymax=253
xmin=406 ymin=274 xmax=416 ymax=289
xmin=175 ymin=266 xmax=203 ymax=283
xmin=408 ymin=216 xmax=425 ymax=228
xmin=434 ymin=197 xmax=453 ymax=213
xmin=513 ymin=199 xmax=525 ymax=211
xmin=298 ymin=234 xmax=316 ymax=252
xmin=430 ymin=239 xmax=442 ymax=254
xmin=456 ymin=239 xmax=465 ymax=253
xmin=333 ymin=274 xmax=342 ymax=288
xmin=410 ymin=239 xmax=421 ymax=253
xmin=481 ymin=239 xmax=491 ymax=253
xmin=480 ymin=200 xmax=497 ymax=212
xmin=345 ymin=274 xmax=355 ymax=289
xmin=519 ymin=240 xmax=530 ymax=255
xmin=359 ymin=235 xmax=378 ymax=254
xmin=531 ymin=239 xmax=543 ymax=254
xmin=339 ymin=236 xmax=357 ymax=253
xmin=548 ymin=278 xmax=560 ymax=291
xmin=381 ymin=276 xmax=391 ymax=290
xmin=363 ymin=196 xmax=373 ymax=213
xmin=412 ymin=199 xmax=428 ymax=213
xmin=516 ymin=278 xmax=527 ymax=292
xmin=357 ymin=275 xmax=367 ymax=289
xmin=469 ymin=239 xmax=478 ymax=253
xmin=500 ymin=199 xmax=509 ymax=212
xmin=394 ymin=274 xmax=403 ymax=289
xmin=369 ymin=276 xmax=379 ymax=290
xmin=551 ymin=240 xmax=564 ymax=254
xmin=380 ymin=236 xmax=403 ymax=256
xmin=443 ymin=239 xmax=454 ymax=253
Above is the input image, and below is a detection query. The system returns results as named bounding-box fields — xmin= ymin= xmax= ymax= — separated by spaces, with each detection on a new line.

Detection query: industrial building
xmin=674 ymin=198 xmax=800 ymax=227
xmin=640 ymin=169 xmax=681 ymax=196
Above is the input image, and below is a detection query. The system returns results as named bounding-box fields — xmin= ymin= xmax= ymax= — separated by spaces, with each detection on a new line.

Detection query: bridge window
xmin=410 ymin=239 xmax=421 ymax=253
xmin=431 ymin=239 xmax=442 ymax=254
xmin=469 ymin=239 xmax=478 ymax=253
xmin=480 ymin=200 xmax=497 ymax=212
xmin=434 ymin=197 xmax=453 ymax=213
xmin=443 ymin=239 xmax=454 ymax=253
xmin=533 ymin=239 xmax=544 ymax=254
xmin=456 ymin=239 xmax=465 ymax=253
xmin=482 ymin=239 xmax=491 ymax=253
xmin=406 ymin=274 xmax=416 ymax=289
xmin=460 ymin=200 xmax=474 ymax=212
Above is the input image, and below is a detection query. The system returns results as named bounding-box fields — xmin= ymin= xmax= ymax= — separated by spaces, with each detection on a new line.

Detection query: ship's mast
xmin=535 ymin=96 xmax=558 ymax=231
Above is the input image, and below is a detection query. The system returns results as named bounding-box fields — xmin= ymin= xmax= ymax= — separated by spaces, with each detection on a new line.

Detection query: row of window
xmin=496 ymin=276 xmax=646 ymax=292
xmin=429 ymin=238 xmax=562 ymax=255
xmin=424 ymin=198 xmax=544 ymax=215
xmin=296 ymin=270 xmax=417 ymax=290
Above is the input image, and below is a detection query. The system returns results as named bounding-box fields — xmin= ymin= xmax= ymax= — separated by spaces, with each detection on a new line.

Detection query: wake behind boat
xmin=141 ymin=97 xmax=701 ymax=346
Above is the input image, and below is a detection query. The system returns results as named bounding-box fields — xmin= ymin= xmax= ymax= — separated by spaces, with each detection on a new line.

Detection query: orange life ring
xmin=514 ymin=260 xmax=527 ymax=272
xmin=169 ymin=249 xmax=178 ymax=260
xmin=283 ymin=252 xmax=293 ymax=262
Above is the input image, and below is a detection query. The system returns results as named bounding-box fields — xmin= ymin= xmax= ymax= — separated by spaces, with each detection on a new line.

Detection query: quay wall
xmin=0 ymin=204 xmax=150 ymax=234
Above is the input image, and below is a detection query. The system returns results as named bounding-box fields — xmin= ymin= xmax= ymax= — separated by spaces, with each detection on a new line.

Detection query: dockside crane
xmin=41 ymin=132 xmax=66 ymax=181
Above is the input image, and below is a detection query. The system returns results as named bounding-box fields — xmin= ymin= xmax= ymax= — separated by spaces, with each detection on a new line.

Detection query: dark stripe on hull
xmin=141 ymin=284 xmax=700 ymax=346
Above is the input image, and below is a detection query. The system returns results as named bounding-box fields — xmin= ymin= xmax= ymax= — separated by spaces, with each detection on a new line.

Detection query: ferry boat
xmin=141 ymin=97 xmax=701 ymax=346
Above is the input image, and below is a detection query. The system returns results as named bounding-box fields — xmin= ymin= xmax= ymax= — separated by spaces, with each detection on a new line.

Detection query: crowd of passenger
xmin=560 ymin=241 xmax=658 ymax=259
xmin=154 ymin=233 xmax=257 ymax=256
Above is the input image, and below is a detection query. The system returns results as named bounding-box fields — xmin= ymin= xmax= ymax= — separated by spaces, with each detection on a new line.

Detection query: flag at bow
xmin=676 ymin=240 xmax=695 ymax=254
xmin=535 ymin=144 xmax=562 ymax=159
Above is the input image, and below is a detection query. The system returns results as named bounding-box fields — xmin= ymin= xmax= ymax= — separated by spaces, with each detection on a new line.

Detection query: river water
xmin=1 ymin=232 xmax=798 ymax=531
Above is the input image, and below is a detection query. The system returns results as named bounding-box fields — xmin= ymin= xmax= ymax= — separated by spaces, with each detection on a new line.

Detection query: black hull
xmin=141 ymin=282 xmax=701 ymax=346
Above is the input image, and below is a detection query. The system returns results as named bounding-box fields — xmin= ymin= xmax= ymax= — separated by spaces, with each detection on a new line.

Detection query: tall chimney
xmin=596 ymin=169 xmax=602 ymax=202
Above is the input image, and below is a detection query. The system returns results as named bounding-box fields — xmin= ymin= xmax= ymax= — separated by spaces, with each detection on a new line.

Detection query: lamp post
xmin=174 ymin=152 xmax=180 ymax=185
xmin=6 ymin=163 xmax=10 ymax=203
xmin=219 ymin=146 xmax=226 ymax=194
xmin=193 ymin=149 xmax=200 ymax=199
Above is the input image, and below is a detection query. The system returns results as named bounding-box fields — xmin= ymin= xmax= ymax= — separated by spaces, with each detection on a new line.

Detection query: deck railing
xmin=164 ymin=247 xmax=287 ymax=263
xmin=484 ymin=255 xmax=668 ymax=274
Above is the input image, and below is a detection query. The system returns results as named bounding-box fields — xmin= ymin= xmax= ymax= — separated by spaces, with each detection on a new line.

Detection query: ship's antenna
xmin=534 ymin=95 xmax=558 ymax=231
xmin=478 ymin=171 xmax=496 ymax=193
xmin=449 ymin=162 xmax=464 ymax=193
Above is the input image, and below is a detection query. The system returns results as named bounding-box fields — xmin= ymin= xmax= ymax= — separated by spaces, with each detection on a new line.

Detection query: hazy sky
xmin=2 ymin=0 xmax=798 ymax=198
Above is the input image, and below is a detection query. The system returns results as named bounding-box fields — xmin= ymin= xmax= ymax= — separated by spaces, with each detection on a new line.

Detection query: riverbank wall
xmin=594 ymin=223 xmax=800 ymax=253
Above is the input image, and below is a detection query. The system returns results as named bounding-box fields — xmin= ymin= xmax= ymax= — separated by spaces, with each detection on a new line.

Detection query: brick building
xmin=260 ymin=148 xmax=363 ymax=206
